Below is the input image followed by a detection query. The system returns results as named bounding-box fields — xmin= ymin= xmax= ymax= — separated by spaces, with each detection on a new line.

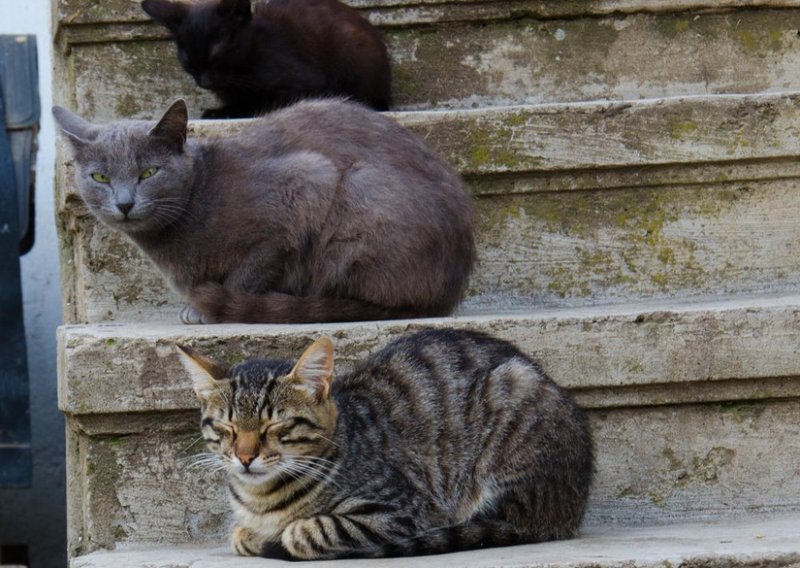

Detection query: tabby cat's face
xmin=53 ymin=101 xmax=195 ymax=234
xmin=177 ymin=339 xmax=338 ymax=485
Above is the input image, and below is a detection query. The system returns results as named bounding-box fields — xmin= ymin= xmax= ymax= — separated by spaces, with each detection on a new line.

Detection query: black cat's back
xmin=254 ymin=0 xmax=391 ymax=110
xmin=143 ymin=0 xmax=391 ymax=117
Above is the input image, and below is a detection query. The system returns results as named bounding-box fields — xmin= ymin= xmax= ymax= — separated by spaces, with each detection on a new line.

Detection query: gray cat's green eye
xmin=139 ymin=166 xmax=159 ymax=180
xmin=91 ymin=172 xmax=111 ymax=183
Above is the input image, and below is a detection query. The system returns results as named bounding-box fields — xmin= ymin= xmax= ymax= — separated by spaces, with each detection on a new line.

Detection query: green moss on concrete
xmin=474 ymin=180 xmax=753 ymax=302
xmin=669 ymin=119 xmax=698 ymax=140
xmin=737 ymin=30 xmax=759 ymax=52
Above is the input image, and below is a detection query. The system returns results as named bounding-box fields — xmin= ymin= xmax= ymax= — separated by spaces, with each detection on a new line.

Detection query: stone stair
xmin=53 ymin=0 xmax=800 ymax=565
xmin=63 ymin=516 xmax=800 ymax=568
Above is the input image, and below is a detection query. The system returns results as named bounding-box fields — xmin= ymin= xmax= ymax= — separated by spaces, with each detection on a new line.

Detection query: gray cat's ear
xmin=218 ymin=0 xmax=251 ymax=23
xmin=175 ymin=344 xmax=229 ymax=400
xmin=149 ymin=99 xmax=188 ymax=153
xmin=141 ymin=0 xmax=188 ymax=33
xmin=52 ymin=106 xmax=97 ymax=149
xmin=289 ymin=337 xmax=334 ymax=401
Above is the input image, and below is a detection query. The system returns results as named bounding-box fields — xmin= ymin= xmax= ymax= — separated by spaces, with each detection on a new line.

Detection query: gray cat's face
xmin=53 ymin=100 xmax=194 ymax=234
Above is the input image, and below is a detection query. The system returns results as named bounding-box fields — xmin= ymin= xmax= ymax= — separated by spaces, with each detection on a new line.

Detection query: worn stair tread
xmin=56 ymin=2 xmax=800 ymax=115
xmin=59 ymin=291 xmax=800 ymax=416
xmin=69 ymin=514 xmax=800 ymax=568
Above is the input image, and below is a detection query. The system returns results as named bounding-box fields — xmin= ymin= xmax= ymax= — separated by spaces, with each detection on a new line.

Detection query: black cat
xmin=142 ymin=0 xmax=392 ymax=118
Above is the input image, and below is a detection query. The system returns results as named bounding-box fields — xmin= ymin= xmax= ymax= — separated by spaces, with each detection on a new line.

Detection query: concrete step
xmin=58 ymin=92 xmax=800 ymax=323
xmin=58 ymin=293 xmax=800 ymax=555
xmin=68 ymin=515 xmax=800 ymax=567
xmin=54 ymin=1 xmax=800 ymax=117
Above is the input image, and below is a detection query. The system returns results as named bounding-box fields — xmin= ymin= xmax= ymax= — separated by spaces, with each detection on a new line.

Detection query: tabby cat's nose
xmin=117 ymin=202 xmax=134 ymax=216
xmin=238 ymin=453 xmax=255 ymax=467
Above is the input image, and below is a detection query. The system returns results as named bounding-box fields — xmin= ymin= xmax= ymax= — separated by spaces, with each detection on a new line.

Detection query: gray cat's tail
xmin=188 ymin=283 xmax=439 ymax=324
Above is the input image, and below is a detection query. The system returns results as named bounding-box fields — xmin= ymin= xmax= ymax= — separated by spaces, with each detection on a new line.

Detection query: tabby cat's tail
xmin=262 ymin=519 xmax=564 ymax=560
xmin=188 ymin=283 xmax=437 ymax=324
xmin=378 ymin=520 xmax=574 ymax=559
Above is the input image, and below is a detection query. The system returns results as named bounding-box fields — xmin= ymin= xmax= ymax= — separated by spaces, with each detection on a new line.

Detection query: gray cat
xmin=53 ymin=99 xmax=475 ymax=323
xmin=177 ymin=328 xmax=594 ymax=559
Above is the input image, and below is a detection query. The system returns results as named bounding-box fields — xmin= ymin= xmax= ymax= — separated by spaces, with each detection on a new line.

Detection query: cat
xmin=52 ymin=98 xmax=475 ymax=324
xmin=141 ymin=0 xmax=392 ymax=118
xmin=176 ymin=328 xmax=594 ymax=560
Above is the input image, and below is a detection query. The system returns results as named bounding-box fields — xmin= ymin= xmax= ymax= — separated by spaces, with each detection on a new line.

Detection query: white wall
xmin=0 ymin=0 xmax=65 ymax=566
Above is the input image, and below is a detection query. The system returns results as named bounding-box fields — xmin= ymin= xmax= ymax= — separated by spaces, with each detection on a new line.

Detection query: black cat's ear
xmin=149 ymin=99 xmax=188 ymax=153
xmin=289 ymin=337 xmax=334 ymax=402
xmin=52 ymin=105 xmax=98 ymax=151
xmin=175 ymin=345 xmax=230 ymax=400
xmin=141 ymin=0 xmax=188 ymax=33
xmin=217 ymin=0 xmax=251 ymax=24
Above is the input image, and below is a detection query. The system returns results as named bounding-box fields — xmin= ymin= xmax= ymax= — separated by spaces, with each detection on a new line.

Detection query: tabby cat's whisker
xmin=280 ymin=461 xmax=337 ymax=487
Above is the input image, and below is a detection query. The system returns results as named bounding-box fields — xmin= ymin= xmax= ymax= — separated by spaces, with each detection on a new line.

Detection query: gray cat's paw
xmin=180 ymin=304 xmax=207 ymax=325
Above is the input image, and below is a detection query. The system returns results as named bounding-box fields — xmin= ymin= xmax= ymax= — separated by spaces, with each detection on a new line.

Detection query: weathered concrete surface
xmin=52 ymin=1 xmax=800 ymax=27
xmin=58 ymin=293 xmax=800 ymax=414
xmin=63 ymin=398 xmax=800 ymax=553
xmin=69 ymin=515 xmax=800 ymax=567
xmin=55 ymin=94 xmax=800 ymax=323
xmin=59 ymin=296 xmax=800 ymax=553
xmin=53 ymin=2 xmax=800 ymax=115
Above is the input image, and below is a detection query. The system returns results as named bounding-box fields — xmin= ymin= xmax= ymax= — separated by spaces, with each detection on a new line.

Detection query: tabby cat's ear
xmin=149 ymin=99 xmax=188 ymax=153
xmin=52 ymin=106 xmax=98 ymax=150
xmin=175 ymin=345 xmax=229 ymax=400
xmin=141 ymin=0 xmax=188 ymax=33
xmin=217 ymin=0 xmax=252 ymax=24
xmin=289 ymin=337 xmax=334 ymax=401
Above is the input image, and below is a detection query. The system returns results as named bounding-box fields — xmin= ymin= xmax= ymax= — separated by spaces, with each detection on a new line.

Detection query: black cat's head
xmin=142 ymin=0 xmax=253 ymax=91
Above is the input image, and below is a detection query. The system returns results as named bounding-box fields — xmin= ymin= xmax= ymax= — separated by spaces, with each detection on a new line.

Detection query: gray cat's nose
xmin=117 ymin=202 xmax=134 ymax=216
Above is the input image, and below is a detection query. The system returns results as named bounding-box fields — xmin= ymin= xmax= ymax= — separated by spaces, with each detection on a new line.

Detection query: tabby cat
xmin=53 ymin=99 xmax=475 ymax=324
xmin=141 ymin=0 xmax=391 ymax=117
xmin=177 ymin=328 xmax=593 ymax=559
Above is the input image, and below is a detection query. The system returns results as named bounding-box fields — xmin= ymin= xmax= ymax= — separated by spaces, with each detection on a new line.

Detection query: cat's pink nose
xmin=237 ymin=452 xmax=256 ymax=468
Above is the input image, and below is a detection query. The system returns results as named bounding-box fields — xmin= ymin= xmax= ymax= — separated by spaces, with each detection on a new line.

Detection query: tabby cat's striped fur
xmin=177 ymin=329 xmax=593 ymax=560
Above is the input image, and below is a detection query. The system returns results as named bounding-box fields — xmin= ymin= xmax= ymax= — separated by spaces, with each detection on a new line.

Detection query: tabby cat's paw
xmin=231 ymin=525 xmax=265 ymax=557
xmin=281 ymin=518 xmax=338 ymax=560
xmin=179 ymin=304 xmax=208 ymax=325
